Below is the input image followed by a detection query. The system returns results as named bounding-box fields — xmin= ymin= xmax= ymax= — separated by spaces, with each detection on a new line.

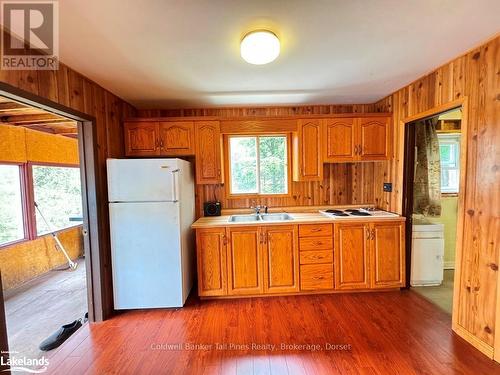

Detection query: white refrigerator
xmin=107 ymin=158 xmax=195 ymax=309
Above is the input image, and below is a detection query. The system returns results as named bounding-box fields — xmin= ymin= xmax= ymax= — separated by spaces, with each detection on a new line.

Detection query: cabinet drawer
xmin=299 ymin=250 xmax=333 ymax=265
xmin=300 ymin=264 xmax=334 ymax=290
xmin=299 ymin=237 xmax=333 ymax=251
xmin=298 ymin=224 xmax=333 ymax=237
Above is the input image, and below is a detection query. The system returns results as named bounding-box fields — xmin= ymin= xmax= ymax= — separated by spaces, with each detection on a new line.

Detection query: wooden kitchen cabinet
xmin=159 ymin=121 xmax=194 ymax=155
xmin=334 ymin=222 xmax=371 ymax=290
xmin=370 ymin=221 xmax=405 ymax=288
xmin=323 ymin=118 xmax=356 ymax=162
xmin=226 ymin=226 xmax=264 ymax=295
xmin=334 ymin=220 xmax=405 ymax=290
xmin=262 ymin=225 xmax=299 ymax=294
xmin=196 ymin=228 xmax=227 ymax=296
xmin=322 ymin=116 xmax=391 ymax=162
xmin=124 ymin=121 xmax=159 ymax=156
xmin=194 ymin=121 xmax=223 ymax=184
xmin=359 ymin=117 xmax=391 ymax=161
xmin=293 ymin=119 xmax=323 ymax=181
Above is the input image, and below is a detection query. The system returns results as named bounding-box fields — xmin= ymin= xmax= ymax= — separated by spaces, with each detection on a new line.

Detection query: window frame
xmin=29 ymin=162 xmax=83 ymax=238
xmin=0 ymin=162 xmax=31 ymax=248
xmin=224 ymin=133 xmax=292 ymax=199
xmin=437 ymin=133 xmax=461 ymax=195
xmin=0 ymin=161 xmax=83 ymax=249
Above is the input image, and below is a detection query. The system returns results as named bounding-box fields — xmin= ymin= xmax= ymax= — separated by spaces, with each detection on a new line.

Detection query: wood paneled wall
xmin=138 ymin=104 xmax=391 ymax=215
xmin=373 ymin=36 xmax=499 ymax=354
xmin=0 ymin=63 xmax=136 ymax=319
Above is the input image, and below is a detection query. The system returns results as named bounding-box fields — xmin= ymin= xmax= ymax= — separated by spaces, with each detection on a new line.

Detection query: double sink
xmin=228 ymin=213 xmax=293 ymax=222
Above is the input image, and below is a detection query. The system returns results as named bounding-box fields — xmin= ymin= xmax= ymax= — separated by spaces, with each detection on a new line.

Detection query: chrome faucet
xmin=251 ymin=205 xmax=268 ymax=215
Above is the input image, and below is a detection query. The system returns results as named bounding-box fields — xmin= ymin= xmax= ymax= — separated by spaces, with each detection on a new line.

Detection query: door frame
xmin=400 ymin=97 xmax=469 ymax=329
xmin=0 ymin=82 xmax=107 ymax=333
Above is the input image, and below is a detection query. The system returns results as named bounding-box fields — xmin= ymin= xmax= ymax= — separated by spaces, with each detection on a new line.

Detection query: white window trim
xmin=438 ymin=133 xmax=461 ymax=194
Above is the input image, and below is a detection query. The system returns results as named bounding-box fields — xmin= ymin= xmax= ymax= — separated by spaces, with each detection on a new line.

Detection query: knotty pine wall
xmin=373 ymin=35 xmax=499 ymax=354
xmin=0 ymin=63 xmax=136 ymax=319
xmin=137 ymin=104 xmax=394 ymax=215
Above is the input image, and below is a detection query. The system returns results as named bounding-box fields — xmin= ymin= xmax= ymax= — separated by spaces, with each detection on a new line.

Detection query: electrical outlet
xmin=383 ymin=183 xmax=392 ymax=192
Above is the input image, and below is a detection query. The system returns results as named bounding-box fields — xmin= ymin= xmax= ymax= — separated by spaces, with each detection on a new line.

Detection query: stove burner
xmin=325 ymin=209 xmax=344 ymax=214
xmin=344 ymin=209 xmax=359 ymax=213
xmin=349 ymin=211 xmax=371 ymax=216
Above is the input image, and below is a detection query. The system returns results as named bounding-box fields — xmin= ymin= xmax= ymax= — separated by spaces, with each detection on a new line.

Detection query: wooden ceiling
xmin=0 ymin=96 xmax=78 ymax=138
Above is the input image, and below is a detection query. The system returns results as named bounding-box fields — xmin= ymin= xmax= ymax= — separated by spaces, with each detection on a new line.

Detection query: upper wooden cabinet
xmin=194 ymin=121 xmax=223 ymax=184
xmin=196 ymin=228 xmax=227 ymax=297
xmin=293 ymin=119 xmax=323 ymax=181
xmin=124 ymin=121 xmax=159 ymax=157
xmin=124 ymin=121 xmax=195 ymax=157
xmin=323 ymin=118 xmax=356 ymax=162
xmin=359 ymin=117 xmax=391 ymax=161
xmin=323 ymin=116 xmax=391 ymax=162
xmin=262 ymin=225 xmax=299 ymax=294
xmin=158 ymin=121 xmax=194 ymax=155
xmin=370 ymin=221 xmax=405 ymax=289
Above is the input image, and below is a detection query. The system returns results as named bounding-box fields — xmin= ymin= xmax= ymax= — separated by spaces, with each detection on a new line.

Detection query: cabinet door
xmin=124 ymin=122 xmax=159 ymax=156
xmin=159 ymin=121 xmax=194 ymax=155
xmin=196 ymin=228 xmax=227 ymax=296
xmin=293 ymin=119 xmax=323 ymax=181
xmin=194 ymin=121 xmax=223 ymax=184
xmin=334 ymin=223 xmax=370 ymax=290
xmin=358 ymin=117 xmax=390 ymax=160
xmin=262 ymin=225 xmax=299 ymax=294
xmin=323 ymin=118 xmax=356 ymax=162
xmin=370 ymin=221 xmax=405 ymax=289
xmin=226 ymin=227 xmax=263 ymax=295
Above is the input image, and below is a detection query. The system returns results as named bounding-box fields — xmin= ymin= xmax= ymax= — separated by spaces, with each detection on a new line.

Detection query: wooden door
xmin=293 ymin=119 xmax=322 ymax=181
xmin=194 ymin=121 xmax=223 ymax=184
xmin=196 ymin=228 xmax=227 ymax=296
xmin=159 ymin=121 xmax=194 ymax=155
xmin=370 ymin=221 xmax=405 ymax=289
xmin=358 ymin=117 xmax=390 ymax=160
xmin=262 ymin=225 xmax=299 ymax=294
xmin=226 ymin=227 xmax=263 ymax=295
xmin=334 ymin=223 xmax=370 ymax=290
xmin=323 ymin=118 xmax=357 ymax=162
xmin=124 ymin=121 xmax=159 ymax=156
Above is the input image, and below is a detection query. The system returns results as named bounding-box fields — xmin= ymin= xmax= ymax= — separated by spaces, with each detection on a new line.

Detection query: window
xmin=0 ymin=164 xmax=25 ymax=245
xmin=228 ymin=135 xmax=288 ymax=195
xmin=438 ymin=133 xmax=460 ymax=193
xmin=32 ymin=165 xmax=83 ymax=235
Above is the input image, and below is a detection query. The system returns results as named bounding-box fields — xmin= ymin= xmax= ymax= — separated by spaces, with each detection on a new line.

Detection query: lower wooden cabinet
xmin=195 ymin=220 xmax=404 ymax=298
xmin=334 ymin=221 xmax=405 ymax=290
xmin=196 ymin=228 xmax=227 ymax=297
xmin=262 ymin=225 xmax=299 ymax=294
xmin=226 ymin=227 xmax=263 ymax=295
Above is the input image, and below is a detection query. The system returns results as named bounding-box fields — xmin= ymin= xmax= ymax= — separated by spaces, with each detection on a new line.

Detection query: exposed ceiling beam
xmin=1 ymin=114 xmax=70 ymax=124
xmin=53 ymin=128 xmax=78 ymax=135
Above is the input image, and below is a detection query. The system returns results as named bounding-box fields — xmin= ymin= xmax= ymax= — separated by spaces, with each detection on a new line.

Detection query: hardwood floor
xmin=44 ymin=290 xmax=500 ymax=375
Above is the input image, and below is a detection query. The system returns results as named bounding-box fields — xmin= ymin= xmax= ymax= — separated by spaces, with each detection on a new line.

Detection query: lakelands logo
xmin=0 ymin=0 xmax=59 ymax=70
xmin=1 ymin=353 xmax=49 ymax=373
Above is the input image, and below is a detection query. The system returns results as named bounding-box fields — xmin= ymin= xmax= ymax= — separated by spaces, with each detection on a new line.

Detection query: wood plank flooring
xmin=44 ymin=290 xmax=500 ymax=375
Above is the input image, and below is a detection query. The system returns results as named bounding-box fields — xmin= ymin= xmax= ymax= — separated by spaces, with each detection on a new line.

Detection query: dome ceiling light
xmin=240 ymin=30 xmax=280 ymax=65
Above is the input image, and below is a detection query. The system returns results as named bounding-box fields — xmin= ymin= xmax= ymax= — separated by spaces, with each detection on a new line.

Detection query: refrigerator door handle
xmin=171 ymin=169 xmax=180 ymax=202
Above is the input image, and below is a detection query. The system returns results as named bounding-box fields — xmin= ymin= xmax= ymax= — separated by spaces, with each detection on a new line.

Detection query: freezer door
xmin=109 ymin=202 xmax=183 ymax=309
xmin=107 ymin=158 xmax=180 ymax=202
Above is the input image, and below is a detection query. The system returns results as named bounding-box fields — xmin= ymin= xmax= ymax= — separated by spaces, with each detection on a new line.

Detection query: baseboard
xmin=444 ymin=261 xmax=455 ymax=270
xmin=452 ymin=323 xmax=494 ymax=359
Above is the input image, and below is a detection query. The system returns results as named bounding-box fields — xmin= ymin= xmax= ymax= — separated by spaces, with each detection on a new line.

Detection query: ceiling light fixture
xmin=240 ymin=30 xmax=280 ymax=65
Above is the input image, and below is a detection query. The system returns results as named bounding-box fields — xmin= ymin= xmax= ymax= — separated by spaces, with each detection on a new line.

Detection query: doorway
xmin=402 ymin=102 xmax=466 ymax=316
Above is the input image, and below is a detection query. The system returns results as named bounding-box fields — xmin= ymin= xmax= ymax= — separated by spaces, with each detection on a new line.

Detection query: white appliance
xmin=410 ymin=220 xmax=445 ymax=286
xmin=107 ymin=158 xmax=195 ymax=309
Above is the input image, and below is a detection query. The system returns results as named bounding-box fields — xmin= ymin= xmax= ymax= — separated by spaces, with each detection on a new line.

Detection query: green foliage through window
xmin=0 ymin=165 xmax=25 ymax=245
xmin=229 ymin=135 xmax=288 ymax=195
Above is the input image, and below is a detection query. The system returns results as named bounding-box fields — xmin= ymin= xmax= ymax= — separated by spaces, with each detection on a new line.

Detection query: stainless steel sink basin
xmin=228 ymin=213 xmax=293 ymax=222
xmin=228 ymin=214 xmax=260 ymax=222
xmin=260 ymin=213 xmax=293 ymax=221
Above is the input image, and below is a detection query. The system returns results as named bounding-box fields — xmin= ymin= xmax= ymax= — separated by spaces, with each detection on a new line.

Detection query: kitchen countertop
xmin=191 ymin=211 xmax=406 ymax=228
